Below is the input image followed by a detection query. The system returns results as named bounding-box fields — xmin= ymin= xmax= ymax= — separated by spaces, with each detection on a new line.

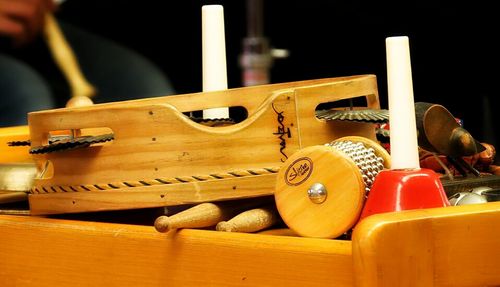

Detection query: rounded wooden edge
xmin=65 ymin=96 xmax=94 ymax=108
xmin=154 ymin=215 xmax=171 ymax=232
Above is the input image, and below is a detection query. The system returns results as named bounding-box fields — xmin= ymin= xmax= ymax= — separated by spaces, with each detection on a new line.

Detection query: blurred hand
xmin=0 ymin=0 xmax=55 ymax=45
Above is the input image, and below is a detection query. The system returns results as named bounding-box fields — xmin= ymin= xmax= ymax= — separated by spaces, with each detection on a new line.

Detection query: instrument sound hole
xmin=183 ymin=106 xmax=248 ymax=124
xmin=315 ymin=96 xmax=368 ymax=114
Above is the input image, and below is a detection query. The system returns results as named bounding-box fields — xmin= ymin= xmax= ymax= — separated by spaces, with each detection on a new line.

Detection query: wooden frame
xmin=353 ymin=201 xmax=500 ymax=286
xmin=26 ymin=75 xmax=380 ymax=214
xmin=2 ymin=202 xmax=500 ymax=286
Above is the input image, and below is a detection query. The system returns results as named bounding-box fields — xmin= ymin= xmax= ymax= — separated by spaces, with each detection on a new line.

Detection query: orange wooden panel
xmin=0 ymin=215 xmax=352 ymax=287
xmin=352 ymin=202 xmax=500 ymax=287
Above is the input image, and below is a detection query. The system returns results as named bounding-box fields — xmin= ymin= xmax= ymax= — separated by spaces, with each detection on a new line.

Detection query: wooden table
xmin=2 ymin=202 xmax=500 ymax=286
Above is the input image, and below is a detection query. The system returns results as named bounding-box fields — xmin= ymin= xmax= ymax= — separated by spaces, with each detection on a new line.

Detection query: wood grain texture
xmin=154 ymin=198 xmax=271 ymax=232
xmin=352 ymin=201 xmax=500 ymax=287
xmin=0 ymin=215 xmax=353 ymax=287
xmin=27 ymin=75 xmax=380 ymax=214
xmin=3 ymin=202 xmax=500 ymax=286
xmin=275 ymin=145 xmax=365 ymax=238
xmin=154 ymin=202 xmax=231 ymax=232
xmin=216 ymin=204 xmax=280 ymax=232
xmin=28 ymin=173 xmax=277 ymax=215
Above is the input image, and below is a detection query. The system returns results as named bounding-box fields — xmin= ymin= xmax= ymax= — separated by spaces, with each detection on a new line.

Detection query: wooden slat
xmin=352 ymin=201 xmax=500 ymax=287
xmin=0 ymin=215 xmax=353 ymax=287
xmin=28 ymin=174 xmax=277 ymax=215
xmin=4 ymin=202 xmax=500 ymax=286
xmin=25 ymin=75 xmax=380 ymax=214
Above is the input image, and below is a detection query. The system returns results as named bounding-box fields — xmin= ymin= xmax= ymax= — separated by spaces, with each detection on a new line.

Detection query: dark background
xmin=56 ymin=0 xmax=498 ymax=147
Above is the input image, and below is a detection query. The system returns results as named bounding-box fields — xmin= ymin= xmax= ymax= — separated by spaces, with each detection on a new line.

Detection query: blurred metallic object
xmin=449 ymin=186 xmax=500 ymax=205
xmin=471 ymin=186 xmax=492 ymax=196
xmin=0 ymin=163 xmax=35 ymax=204
xmin=442 ymin=175 xmax=500 ymax=195
xmin=415 ymin=102 xmax=485 ymax=157
xmin=448 ymin=192 xmax=487 ymax=206
xmin=316 ymin=108 xmax=389 ymax=123
xmin=482 ymin=189 xmax=500 ymax=202
xmin=240 ymin=0 xmax=288 ymax=86
xmin=0 ymin=209 xmax=30 ymax=215
xmin=0 ymin=163 xmax=36 ymax=192
xmin=415 ymin=102 xmax=485 ymax=176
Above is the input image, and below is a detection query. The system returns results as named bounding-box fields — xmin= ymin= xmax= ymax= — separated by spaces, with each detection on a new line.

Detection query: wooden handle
xmin=154 ymin=202 xmax=232 ymax=232
xmin=216 ymin=205 xmax=280 ymax=233
xmin=154 ymin=197 xmax=275 ymax=232
xmin=65 ymin=95 xmax=94 ymax=108
xmin=44 ymin=13 xmax=96 ymax=99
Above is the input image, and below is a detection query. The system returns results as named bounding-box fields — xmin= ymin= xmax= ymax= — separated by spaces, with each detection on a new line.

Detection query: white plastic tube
xmin=386 ymin=36 xmax=420 ymax=170
xmin=202 ymin=5 xmax=229 ymax=119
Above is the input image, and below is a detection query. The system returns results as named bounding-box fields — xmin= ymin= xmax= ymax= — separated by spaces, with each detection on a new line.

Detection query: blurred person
xmin=0 ymin=0 xmax=174 ymax=127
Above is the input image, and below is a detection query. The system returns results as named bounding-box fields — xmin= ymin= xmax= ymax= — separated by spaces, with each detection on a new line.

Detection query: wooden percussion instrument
xmin=216 ymin=205 xmax=280 ymax=233
xmin=275 ymin=136 xmax=391 ymax=238
xmin=17 ymin=75 xmax=382 ymax=215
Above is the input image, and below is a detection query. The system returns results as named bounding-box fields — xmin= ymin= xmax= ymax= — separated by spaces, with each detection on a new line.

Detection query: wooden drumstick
xmin=154 ymin=202 xmax=231 ymax=232
xmin=216 ymin=204 xmax=280 ymax=233
xmin=154 ymin=197 xmax=275 ymax=232
xmin=65 ymin=95 xmax=94 ymax=108
xmin=43 ymin=13 xmax=96 ymax=103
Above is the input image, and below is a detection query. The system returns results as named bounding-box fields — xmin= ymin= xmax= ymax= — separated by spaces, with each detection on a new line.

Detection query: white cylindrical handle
xmin=386 ymin=36 xmax=420 ymax=170
xmin=202 ymin=5 xmax=229 ymax=119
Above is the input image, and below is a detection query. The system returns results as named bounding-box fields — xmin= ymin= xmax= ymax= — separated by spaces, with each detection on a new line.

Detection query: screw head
xmin=307 ymin=183 xmax=327 ymax=204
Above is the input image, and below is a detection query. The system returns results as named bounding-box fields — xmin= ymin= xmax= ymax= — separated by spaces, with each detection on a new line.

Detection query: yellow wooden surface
xmin=28 ymin=76 xmax=378 ymax=188
xmin=0 ymin=126 xmax=31 ymax=163
xmin=28 ymin=174 xmax=278 ymax=215
xmin=25 ymin=75 xmax=381 ymax=214
xmin=3 ymin=202 xmax=500 ymax=286
xmin=353 ymin=201 xmax=500 ymax=287
xmin=0 ymin=215 xmax=353 ymax=287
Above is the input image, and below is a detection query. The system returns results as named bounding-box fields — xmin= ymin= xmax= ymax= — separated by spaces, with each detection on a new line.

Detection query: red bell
xmin=359 ymin=36 xmax=450 ymax=220
xmin=360 ymin=168 xmax=449 ymax=220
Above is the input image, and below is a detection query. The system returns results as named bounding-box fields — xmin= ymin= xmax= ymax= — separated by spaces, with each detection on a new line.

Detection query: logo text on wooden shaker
xmin=285 ymin=157 xmax=313 ymax=186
